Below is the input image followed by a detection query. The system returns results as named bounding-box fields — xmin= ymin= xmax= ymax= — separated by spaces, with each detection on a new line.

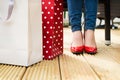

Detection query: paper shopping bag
xmin=0 ymin=0 xmax=42 ymax=66
xmin=42 ymin=0 xmax=63 ymax=60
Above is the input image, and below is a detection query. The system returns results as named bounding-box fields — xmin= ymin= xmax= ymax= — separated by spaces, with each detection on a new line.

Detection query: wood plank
xmin=104 ymin=29 xmax=120 ymax=63
xmin=105 ymin=46 xmax=120 ymax=64
xmin=59 ymin=50 xmax=100 ymax=80
xmin=0 ymin=65 xmax=26 ymax=80
xmin=22 ymin=57 xmax=61 ymax=80
xmin=83 ymin=44 xmax=120 ymax=80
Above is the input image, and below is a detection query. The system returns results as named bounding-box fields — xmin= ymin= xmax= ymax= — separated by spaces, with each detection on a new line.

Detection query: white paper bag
xmin=0 ymin=0 xmax=43 ymax=66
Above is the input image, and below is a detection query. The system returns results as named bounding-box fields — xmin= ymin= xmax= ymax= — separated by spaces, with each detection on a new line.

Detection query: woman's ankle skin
xmin=72 ymin=31 xmax=83 ymax=47
xmin=84 ymin=30 xmax=97 ymax=47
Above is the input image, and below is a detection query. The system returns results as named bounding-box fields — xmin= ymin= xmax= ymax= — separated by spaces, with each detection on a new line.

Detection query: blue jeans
xmin=67 ymin=0 xmax=98 ymax=32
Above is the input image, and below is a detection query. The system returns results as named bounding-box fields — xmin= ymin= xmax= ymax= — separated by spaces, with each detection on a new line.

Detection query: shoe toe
xmin=70 ymin=46 xmax=84 ymax=54
xmin=84 ymin=46 xmax=97 ymax=54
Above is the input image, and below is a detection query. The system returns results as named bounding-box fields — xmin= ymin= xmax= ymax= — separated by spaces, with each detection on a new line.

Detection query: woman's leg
xmin=84 ymin=0 xmax=98 ymax=30
xmin=67 ymin=0 xmax=83 ymax=47
xmin=67 ymin=0 xmax=83 ymax=32
xmin=84 ymin=0 xmax=98 ymax=53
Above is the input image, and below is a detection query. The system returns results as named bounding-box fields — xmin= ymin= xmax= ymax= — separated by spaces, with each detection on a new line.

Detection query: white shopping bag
xmin=0 ymin=0 xmax=43 ymax=66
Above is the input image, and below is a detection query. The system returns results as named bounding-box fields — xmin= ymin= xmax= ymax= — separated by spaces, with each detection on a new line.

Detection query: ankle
xmin=72 ymin=31 xmax=83 ymax=47
xmin=84 ymin=30 xmax=96 ymax=47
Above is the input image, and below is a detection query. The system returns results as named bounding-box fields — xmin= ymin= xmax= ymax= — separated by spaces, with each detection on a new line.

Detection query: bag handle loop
xmin=0 ymin=0 xmax=14 ymax=22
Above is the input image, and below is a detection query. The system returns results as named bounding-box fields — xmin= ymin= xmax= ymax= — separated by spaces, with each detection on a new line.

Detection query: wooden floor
xmin=0 ymin=28 xmax=120 ymax=80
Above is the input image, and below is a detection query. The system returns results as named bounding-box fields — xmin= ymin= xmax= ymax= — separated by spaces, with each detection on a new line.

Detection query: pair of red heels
xmin=70 ymin=45 xmax=97 ymax=54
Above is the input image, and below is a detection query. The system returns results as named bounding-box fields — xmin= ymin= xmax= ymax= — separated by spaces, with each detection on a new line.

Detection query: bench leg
xmin=104 ymin=0 xmax=111 ymax=46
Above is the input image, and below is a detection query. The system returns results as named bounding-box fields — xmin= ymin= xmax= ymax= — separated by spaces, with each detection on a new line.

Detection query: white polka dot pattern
xmin=42 ymin=0 xmax=63 ymax=60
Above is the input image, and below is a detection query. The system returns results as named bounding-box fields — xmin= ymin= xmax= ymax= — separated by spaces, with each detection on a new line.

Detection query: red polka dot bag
xmin=42 ymin=0 xmax=63 ymax=59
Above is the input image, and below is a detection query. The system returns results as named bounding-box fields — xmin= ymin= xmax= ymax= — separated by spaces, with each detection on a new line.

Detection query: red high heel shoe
xmin=84 ymin=46 xmax=97 ymax=54
xmin=70 ymin=46 xmax=84 ymax=54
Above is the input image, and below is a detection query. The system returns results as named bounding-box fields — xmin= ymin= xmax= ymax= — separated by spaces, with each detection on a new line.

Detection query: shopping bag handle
xmin=0 ymin=0 xmax=14 ymax=22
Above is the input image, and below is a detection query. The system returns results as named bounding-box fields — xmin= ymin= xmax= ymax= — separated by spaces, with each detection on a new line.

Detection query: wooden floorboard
xmin=83 ymin=43 xmax=120 ymax=80
xmin=0 ymin=65 xmax=26 ymax=80
xmin=59 ymin=50 xmax=100 ymax=80
xmin=22 ymin=57 xmax=61 ymax=80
